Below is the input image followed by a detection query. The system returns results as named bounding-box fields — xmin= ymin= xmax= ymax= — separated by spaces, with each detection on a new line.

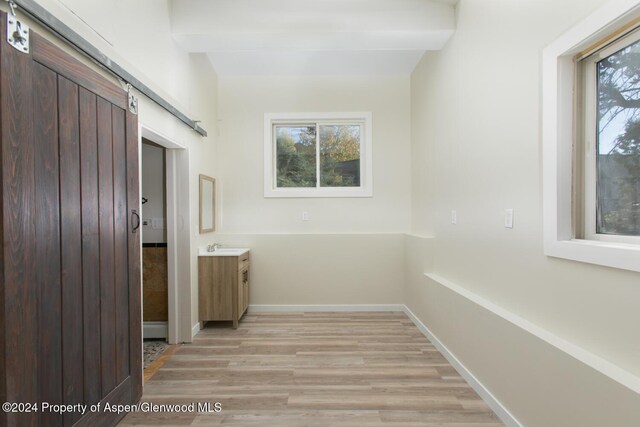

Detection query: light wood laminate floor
xmin=120 ymin=312 xmax=503 ymax=426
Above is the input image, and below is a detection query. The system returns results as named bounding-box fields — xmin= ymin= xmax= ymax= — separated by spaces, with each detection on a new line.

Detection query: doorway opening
xmin=140 ymin=125 xmax=192 ymax=352
xmin=141 ymin=139 xmax=169 ymax=366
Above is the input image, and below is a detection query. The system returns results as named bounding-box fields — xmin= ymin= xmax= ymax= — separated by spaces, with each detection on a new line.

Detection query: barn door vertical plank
xmin=126 ymin=109 xmax=142 ymax=401
xmin=34 ymin=62 xmax=63 ymax=427
xmin=79 ymin=87 xmax=102 ymax=406
xmin=58 ymin=75 xmax=84 ymax=427
xmin=0 ymin=10 xmax=142 ymax=426
xmin=98 ymin=96 xmax=117 ymax=397
xmin=113 ymin=106 xmax=130 ymax=385
xmin=0 ymin=10 xmax=38 ymax=427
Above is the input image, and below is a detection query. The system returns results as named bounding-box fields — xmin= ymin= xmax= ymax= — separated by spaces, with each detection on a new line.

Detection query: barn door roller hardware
xmin=6 ymin=1 xmax=29 ymax=53
xmin=5 ymin=0 xmax=207 ymax=137
xmin=126 ymin=83 xmax=138 ymax=115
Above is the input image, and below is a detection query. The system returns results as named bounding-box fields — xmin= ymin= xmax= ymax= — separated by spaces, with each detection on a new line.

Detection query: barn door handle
xmin=131 ymin=209 xmax=140 ymax=233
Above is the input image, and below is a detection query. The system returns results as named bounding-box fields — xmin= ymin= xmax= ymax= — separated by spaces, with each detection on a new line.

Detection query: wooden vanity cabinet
xmin=198 ymin=251 xmax=250 ymax=329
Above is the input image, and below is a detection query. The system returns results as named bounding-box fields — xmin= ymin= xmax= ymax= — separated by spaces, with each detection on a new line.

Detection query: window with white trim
xmin=579 ymin=27 xmax=640 ymax=244
xmin=542 ymin=0 xmax=640 ymax=273
xmin=264 ymin=113 xmax=372 ymax=197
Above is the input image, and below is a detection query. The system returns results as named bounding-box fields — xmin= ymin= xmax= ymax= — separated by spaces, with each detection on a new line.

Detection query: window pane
xmin=275 ymin=125 xmax=316 ymax=188
xmin=319 ymin=125 xmax=361 ymax=187
xmin=596 ymin=38 xmax=640 ymax=235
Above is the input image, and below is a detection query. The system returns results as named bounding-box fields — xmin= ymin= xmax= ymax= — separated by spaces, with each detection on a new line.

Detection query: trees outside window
xmin=265 ymin=113 xmax=372 ymax=198
xmin=584 ymin=30 xmax=640 ymax=238
xmin=275 ymin=125 xmax=317 ymax=188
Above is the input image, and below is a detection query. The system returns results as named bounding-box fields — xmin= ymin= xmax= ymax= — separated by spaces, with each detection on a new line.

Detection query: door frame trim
xmin=140 ymin=124 xmax=191 ymax=344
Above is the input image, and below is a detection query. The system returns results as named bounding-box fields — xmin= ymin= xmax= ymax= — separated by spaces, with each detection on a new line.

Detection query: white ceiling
xmin=169 ymin=0 xmax=456 ymax=76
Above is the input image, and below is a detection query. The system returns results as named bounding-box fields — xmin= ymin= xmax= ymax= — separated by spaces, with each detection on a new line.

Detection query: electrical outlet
xmin=451 ymin=210 xmax=457 ymax=225
xmin=302 ymin=211 xmax=310 ymax=221
xmin=505 ymin=209 xmax=514 ymax=228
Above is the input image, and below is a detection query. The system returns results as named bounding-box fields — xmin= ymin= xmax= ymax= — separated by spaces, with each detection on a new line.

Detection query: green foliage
xmin=275 ymin=124 xmax=361 ymax=188
xmin=276 ymin=126 xmax=316 ymax=187
xmin=320 ymin=125 xmax=360 ymax=187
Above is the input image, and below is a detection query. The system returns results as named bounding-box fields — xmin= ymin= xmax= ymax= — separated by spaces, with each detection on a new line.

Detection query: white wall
xmin=54 ymin=0 xmax=194 ymax=113
xmin=408 ymin=0 xmax=640 ymax=425
xmin=217 ymin=76 xmax=411 ymax=234
xmin=213 ymin=233 xmax=405 ymax=305
xmin=213 ymin=76 xmax=410 ymax=306
xmin=141 ymin=143 xmax=166 ymax=244
xmin=21 ymin=0 xmax=219 ymax=341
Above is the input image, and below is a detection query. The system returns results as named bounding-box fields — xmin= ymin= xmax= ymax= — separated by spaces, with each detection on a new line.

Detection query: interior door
xmin=0 ymin=12 xmax=142 ymax=427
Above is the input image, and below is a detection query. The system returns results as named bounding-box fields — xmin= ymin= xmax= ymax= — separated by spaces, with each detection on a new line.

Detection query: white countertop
xmin=198 ymin=247 xmax=250 ymax=257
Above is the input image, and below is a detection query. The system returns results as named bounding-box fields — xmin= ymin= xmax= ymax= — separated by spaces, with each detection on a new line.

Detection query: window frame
xmin=542 ymin=0 xmax=640 ymax=272
xmin=580 ymin=28 xmax=640 ymax=245
xmin=264 ymin=112 xmax=373 ymax=198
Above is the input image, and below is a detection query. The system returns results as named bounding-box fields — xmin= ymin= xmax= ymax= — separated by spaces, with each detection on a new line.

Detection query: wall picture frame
xmin=199 ymin=174 xmax=216 ymax=233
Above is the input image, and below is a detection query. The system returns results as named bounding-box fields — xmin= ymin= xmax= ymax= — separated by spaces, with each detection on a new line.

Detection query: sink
xmin=199 ymin=247 xmax=250 ymax=257
xmin=214 ymin=248 xmax=245 ymax=255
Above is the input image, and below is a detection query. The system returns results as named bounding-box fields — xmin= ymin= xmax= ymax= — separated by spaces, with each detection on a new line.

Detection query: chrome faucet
xmin=207 ymin=243 xmax=222 ymax=252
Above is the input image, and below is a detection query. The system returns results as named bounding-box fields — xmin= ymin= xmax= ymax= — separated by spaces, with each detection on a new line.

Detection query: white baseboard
xmin=402 ymin=305 xmax=522 ymax=427
xmin=143 ymin=321 xmax=167 ymax=339
xmin=192 ymin=322 xmax=201 ymax=338
xmin=248 ymin=304 xmax=405 ymax=313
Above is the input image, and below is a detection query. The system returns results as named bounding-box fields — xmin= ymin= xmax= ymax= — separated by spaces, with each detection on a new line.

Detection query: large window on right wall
xmin=579 ymin=28 xmax=640 ymax=244
xmin=542 ymin=0 xmax=640 ymax=272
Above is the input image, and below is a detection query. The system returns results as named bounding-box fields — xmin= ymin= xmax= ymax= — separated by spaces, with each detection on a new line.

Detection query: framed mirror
xmin=199 ymin=174 xmax=216 ymax=233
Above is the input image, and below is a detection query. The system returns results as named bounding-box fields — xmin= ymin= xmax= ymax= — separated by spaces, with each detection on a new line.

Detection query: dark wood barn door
xmin=0 ymin=12 xmax=142 ymax=427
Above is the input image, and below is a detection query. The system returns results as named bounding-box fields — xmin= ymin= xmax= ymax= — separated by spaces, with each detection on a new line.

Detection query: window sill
xmin=264 ymin=187 xmax=373 ymax=198
xmin=544 ymin=238 xmax=640 ymax=272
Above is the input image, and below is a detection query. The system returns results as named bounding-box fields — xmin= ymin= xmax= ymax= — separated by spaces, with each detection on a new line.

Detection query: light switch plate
xmin=505 ymin=209 xmax=514 ymax=228
xmin=451 ymin=210 xmax=457 ymax=225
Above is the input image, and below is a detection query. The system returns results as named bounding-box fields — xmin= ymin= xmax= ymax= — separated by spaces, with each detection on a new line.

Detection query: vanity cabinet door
xmin=237 ymin=269 xmax=245 ymax=318
xmin=199 ymin=257 xmax=234 ymax=322
xmin=238 ymin=267 xmax=249 ymax=316
xmin=243 ymin=269 xmax=250 ymax=312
